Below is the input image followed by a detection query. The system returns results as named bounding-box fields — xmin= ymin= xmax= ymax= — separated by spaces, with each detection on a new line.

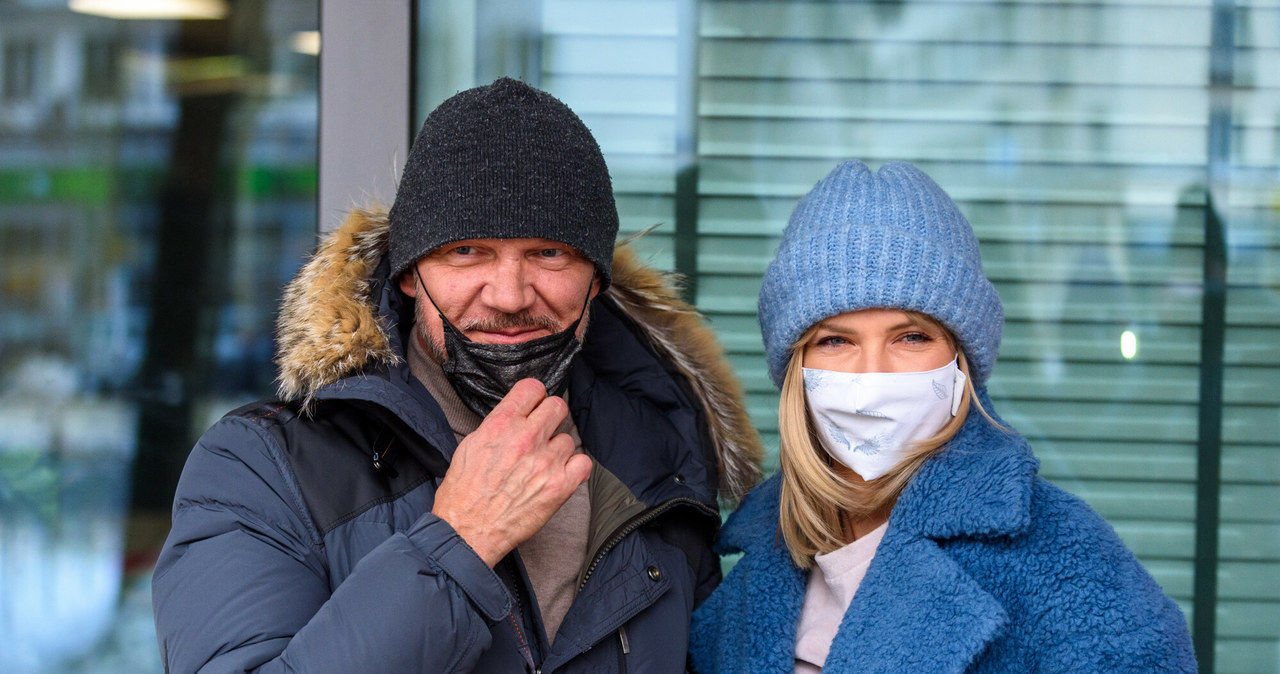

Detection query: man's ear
xmin=588 ymin=273 xmax=602 ymax=300
xmin=398 ymin=267 xmax=418 ymax=297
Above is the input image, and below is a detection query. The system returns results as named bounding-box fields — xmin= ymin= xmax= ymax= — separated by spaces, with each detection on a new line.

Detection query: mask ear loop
xmin=950 ymin=357 xmax=967 ymax=416
xmin=411 ymin=263 xmax=448 ymax=321
xmin=408 ymin=263 xmax=451 ymax=358
xmin=572 ymin=280 xmax=593 ymax=324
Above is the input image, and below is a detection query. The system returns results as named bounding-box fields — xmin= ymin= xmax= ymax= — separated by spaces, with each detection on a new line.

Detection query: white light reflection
xmin=291 ymin=31 xmax=321 ymax=56
xmin=1121 ymin=330 xmax=1138 ymax=360
xmin=69 ymin=0 xmax=227 ymax=20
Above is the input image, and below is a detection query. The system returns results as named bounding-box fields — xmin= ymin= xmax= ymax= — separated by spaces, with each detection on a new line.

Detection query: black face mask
xmin=413 ymin=266 xmax=588 ymax=417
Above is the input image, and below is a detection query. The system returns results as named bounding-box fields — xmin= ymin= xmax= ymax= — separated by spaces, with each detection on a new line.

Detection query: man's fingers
xmin=563 ymin=453 xmax=592 ymax=486
xmin=490 ymin=378 xmax=548 ymax=417
xmin=544 ymin=430 xmax=575 ymax=458
xmin=526 ymin=394 xmax=570 ymax=438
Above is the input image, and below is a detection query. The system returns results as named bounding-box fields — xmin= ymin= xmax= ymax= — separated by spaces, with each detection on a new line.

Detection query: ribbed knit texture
xmin=758 ymin=160 xmax=1003 ymax=386
xmin=388 ymin=77 xmax=619 ymax=287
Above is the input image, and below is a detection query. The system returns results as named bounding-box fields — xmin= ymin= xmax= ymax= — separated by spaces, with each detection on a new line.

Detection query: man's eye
xmin=453 ymin=246 xmax=477 ymax=255
xmin=539 ymin=248 xmax=565 ymax=258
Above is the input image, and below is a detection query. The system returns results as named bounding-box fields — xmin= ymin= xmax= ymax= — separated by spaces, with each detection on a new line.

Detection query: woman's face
xmin=801 ymin=308 xmax=956 ymax=374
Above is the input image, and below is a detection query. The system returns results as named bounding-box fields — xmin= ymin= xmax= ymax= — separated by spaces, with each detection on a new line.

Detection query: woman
xmin=689 ymin=161 xmax=1196 ymax=673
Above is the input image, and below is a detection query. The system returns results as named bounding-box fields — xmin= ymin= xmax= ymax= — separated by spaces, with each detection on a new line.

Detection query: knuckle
xmin=479 ymin=409 xmax=511 ymax=431
xmin=516 ymin=378 xmax=546 ymax=396
xmin=543 ymin=395 xmax=568 ymax=416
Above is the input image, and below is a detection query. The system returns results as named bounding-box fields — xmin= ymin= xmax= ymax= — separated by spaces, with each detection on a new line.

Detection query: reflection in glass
xmin=0 ymin=2 xmax=316 ymax=671
xmin=410 ymin=1 xmax=1278 ymax=670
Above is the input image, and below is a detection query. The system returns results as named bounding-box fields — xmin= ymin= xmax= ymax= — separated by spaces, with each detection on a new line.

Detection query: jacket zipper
xmin=616 ymin=626 xmax=629 ymax=673
xmin=577 ymin=497 xmax=718 ymax=593
xmin=499 ymin=558 xmax=538 ymax=671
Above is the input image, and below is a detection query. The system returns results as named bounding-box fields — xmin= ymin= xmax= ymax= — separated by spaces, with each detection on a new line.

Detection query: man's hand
xmin=431 ymin=378 xmax=593 ymax=567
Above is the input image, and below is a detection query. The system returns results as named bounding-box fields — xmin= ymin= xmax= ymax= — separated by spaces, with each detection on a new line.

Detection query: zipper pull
xmin=618 ymin=625 xmax=630 ymax=654
xmin=371 ymin=441 xmax=398 ymax=478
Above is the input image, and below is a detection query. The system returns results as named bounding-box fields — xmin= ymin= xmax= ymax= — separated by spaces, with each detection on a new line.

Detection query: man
xmin=152 ymin=77 xmax=761 ymax=673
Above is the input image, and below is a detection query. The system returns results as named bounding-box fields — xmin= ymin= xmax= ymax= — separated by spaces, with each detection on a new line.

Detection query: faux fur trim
xmin=275 ymin=208 xmax=399 ymax=407
xmin=274 ymin=209 xmax=763 ymax=502
xmin=606 ymin=247 xmax=763 ymax=503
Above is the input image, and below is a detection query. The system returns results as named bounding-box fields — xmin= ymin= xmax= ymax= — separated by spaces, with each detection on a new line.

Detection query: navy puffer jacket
xmin=152 ymin=209 xmax=762 ymax=673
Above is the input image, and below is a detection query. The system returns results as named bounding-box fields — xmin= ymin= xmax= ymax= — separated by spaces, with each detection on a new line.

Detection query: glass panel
xmin=0 ymin=2 xmax=318 ymax=671
xmin=697 ymin=0 xmax=1209 ymax=624
xmin=1219 ymin=3 xmax=1280 ymax=670
xmin=413 ymin=0 xmax=1280 ymax=670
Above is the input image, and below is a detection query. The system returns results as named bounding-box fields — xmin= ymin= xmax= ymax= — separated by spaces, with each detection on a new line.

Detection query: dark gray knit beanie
xmin=387 ymin=77 xmax=619 ymax=287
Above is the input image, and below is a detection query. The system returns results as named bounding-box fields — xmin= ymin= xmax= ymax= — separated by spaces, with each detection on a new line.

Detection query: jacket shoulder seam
xmin=155 ymin=493 xmax=322 ymax=588
xmin=219 ymin=414 xmax=325 ymax=547
xmin=322 ymin=473 xmax=434 ymax=534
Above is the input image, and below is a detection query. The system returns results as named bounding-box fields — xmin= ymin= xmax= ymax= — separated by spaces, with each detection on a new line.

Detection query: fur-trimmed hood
xmin=275 ymin=208 xmax=762 ymax=502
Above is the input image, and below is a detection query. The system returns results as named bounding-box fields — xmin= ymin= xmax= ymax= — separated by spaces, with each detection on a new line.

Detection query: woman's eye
xmin=901 ymin=332 xmax=932 ymax=344
xmin=816 ymin=335 xmax=848 ymax=347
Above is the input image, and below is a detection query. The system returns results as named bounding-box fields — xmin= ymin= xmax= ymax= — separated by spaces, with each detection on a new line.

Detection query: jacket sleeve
xmin=1036 ymin=564 xmax=1198 ymax=673
xmin=1026 ymin=483 xmax=1198 ymax=674
xmin=151 ymin=417 xmax=513 ymax=674
xmin=1037 ymin=580 xmax=1198 ymax=673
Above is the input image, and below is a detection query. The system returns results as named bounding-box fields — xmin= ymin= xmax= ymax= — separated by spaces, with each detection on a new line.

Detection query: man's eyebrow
xmin=431 ymin=241 xmax=479 ymax=253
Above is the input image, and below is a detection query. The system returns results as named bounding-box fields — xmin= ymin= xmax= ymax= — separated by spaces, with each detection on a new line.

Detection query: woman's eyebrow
xmin=888 ymin=319 xmax=926 ymax=331
xmin=813 ymin=319 xmax=857 ymax=335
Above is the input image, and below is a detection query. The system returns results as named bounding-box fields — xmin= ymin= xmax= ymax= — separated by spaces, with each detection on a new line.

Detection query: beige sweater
xmin=408 ymin=332 xmax=590 ymax=644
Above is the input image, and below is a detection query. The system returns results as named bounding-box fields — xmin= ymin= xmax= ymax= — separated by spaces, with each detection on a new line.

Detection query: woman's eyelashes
xmin=898 ymin=331 xmax=933 ymax=345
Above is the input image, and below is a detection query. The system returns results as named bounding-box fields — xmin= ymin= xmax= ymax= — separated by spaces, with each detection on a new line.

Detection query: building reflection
xmin=0 ymin=2 xmax=316 ymax=671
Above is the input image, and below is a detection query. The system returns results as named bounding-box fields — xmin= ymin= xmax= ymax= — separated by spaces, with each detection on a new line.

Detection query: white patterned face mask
xmin=802 ymin=358 xmax=966 ymax=481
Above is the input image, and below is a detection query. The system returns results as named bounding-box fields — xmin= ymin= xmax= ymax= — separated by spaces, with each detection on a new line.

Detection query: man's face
xmin=398 ymin=238 xmax=600 ymax=361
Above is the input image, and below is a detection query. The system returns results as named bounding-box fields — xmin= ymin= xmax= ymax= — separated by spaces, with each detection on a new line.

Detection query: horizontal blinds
xmin=542 ymin=0 xmax=683 ymax=273
xmin=1221 ymin=1 xmax=1280 ymax=669
xmin=698 ymin=0 xmax=1213 ymax=647
xmin=1221 ymin=0 xmax=1280 ymax=656
xmin=536 ymin=0 xmax=1278 ymax=670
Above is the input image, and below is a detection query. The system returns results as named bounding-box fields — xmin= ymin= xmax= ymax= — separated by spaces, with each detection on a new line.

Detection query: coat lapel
xmin=695 ymin=474 xmax=808 ymax=674
xmin=744 ymin=539 xmax=809 ymax=673
xmin=823 ymin=531 xmax=1007 ymax=673
xmin=817 ymin=392 xmax=1036 ymax=672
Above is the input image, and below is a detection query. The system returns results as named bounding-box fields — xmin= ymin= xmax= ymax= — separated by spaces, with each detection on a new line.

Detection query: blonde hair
xmin=777 ymin=313 xmax=995 ymax=568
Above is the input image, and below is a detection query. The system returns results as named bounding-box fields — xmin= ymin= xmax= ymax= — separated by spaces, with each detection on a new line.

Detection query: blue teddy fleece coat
xmin=689 ymin=397 xmax=1197 ymax=673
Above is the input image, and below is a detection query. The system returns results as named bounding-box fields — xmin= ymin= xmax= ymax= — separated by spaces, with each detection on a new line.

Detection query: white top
xmin=794 ymin=521 xmax=889 ymax=673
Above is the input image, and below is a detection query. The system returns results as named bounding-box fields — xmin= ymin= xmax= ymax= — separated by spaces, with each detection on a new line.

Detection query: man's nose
xmin=481 ymin=258 xmax=536 ymax=314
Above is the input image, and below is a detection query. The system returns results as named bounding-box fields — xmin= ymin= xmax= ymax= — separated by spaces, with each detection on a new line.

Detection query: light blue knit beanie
xmin=758 ymin=160 xmax=1003 ymax=387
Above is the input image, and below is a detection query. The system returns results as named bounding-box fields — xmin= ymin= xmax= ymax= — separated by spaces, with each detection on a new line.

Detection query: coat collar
xmin=890 ymin=390 xmax=1038 ymax=541
xmin=828 ymin=403 xmax=1034 ymax=671
xmin=719 ymin=399 xmax=1037 ymax=672
xmin=821 ymin=533 xmax=1008 ymax=672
